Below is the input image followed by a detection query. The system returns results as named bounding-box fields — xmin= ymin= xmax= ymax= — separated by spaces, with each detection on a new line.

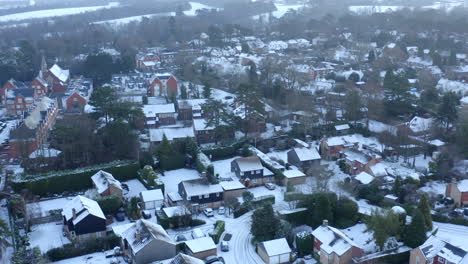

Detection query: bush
xmin=202 ymin=141 xmax=246 ymax=160
xmin=46 ymin=235 xmax=120 ymax=261
xmin=296 ymin=231 xmax=314 ymax=257
xmin=12 ymin=160 xmax=139 ymax=195
xmin=97 ymin=195 xmax=121 ymax=214
xmin=190 ymin=219 xmax=206 ymax=227
xmin=282 ymin=209 xmax=308 ymax=226
xmin=233 ymin=205 xmax=250 ymax=218
xmin=432 ymin=214 xmax=468 ymax=226
xmin=209 ymin=220 xmax=225 ymax=243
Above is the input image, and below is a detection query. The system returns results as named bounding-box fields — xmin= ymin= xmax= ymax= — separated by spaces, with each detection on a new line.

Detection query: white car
xmin=203 ymin=208 xmax=214 ymax=217
xmin=218 ymin=206 xmax=226 ymax=215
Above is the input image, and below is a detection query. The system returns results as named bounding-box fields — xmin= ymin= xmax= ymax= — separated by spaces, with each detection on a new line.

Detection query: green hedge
xmin=46 ymin=235 xmax=120 ymax=262
xmin=296 ymin=231 xmax=314 ymax=257
xmin=282 ymin=209 xmax=308 ymax=226
xmin=234 ymin=195 xmax=276 ymax=218
xmin=284 ymin=192 xmax=313 ymax=202
xmin=432 ymin=214 xmax=468 ymax=226
xmin=201 ymin=140 xmax=246 ymax=161
xmin=12 ymin=160 xmax=139 ymax=195
xmin=209 ymin=220 xmax=225 ymax=244
xmin=97 ymin=195 xmax=121 ymax=214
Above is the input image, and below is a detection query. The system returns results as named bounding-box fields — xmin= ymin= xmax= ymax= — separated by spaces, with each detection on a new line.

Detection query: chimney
xmin=135 ymin=229 xmax=141 ymax=241
xmin=72 ymin=208 xmax=77 ymax=220
xmin=322 ymin=219 xmax=328 ymax=227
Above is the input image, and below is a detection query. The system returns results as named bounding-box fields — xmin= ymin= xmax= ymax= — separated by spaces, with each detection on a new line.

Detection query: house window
xmin=240 ymin=172 xmax=244 ymax=176
xmin=252 ymin=178 xmax=257 ymax=184
xmin=17 ymin=98 xmax=23 ymax=103
xmin=415 ymin=256 xmax=420 ymax=264
xmin=203 ymin=194 xmax=209 ymax=198
xmin=198 ymin=195 xmax=202 ymax=199
xmin=216 ymin=193 xmax=220 ymax=197
xmin=200 ymin=203 xmax=207 ymax=208
xmin=256 ymin=170 xmax=262 ymax=174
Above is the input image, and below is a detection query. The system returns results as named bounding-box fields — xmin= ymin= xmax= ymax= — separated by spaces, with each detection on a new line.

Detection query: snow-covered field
xmin=28 ymin=222 xmax=71 ymax=253
xmin=419 ymin=181 xmax=446 ymax=196
xmin=253 ymin=3 xmax=303 ymax=20
xmin=26 ymin=197 xmax=73 ymax=218
xmin=0 ymin=2 xmax=119 ymax=23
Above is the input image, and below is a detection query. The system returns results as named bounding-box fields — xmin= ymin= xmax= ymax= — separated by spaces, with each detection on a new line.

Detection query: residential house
xmin=1 ymin=79 xmax=28 ymax=104
xmin=168 ymin=253 xmax=204 ymax=264
xmin=309 ymin=62 xmax=335 ymax=80
xmin=343 ymin=150 xmax=381 ymax=175
xmin=177 ymin=99 xmax=207 ymax=120
xmin=282 ymin=169 xmax=307 ymax=186
xmin=149 ymin=126 xmax=195 ymax=144
xmin=44 ymin=64 xmax=70 ymax=93
xmin=149 ymin=74 xmax=178 ymax=97
xmin=136 ymin=52 xmax=160 ymax=71
xmin=446 ymin=179 xmax=468 ymax=207
xmin=63 ymin=77 xmax=93 ymax=113
xmin=311 ymin=220 xmax=364 ymax=264
xmin=8 ymin=97 xmax=58 ymax=159
xmin=62 ymin=195 xmax=107 ymax=241
xmin=193 ymin=119 xmax=215 ymax=144
xmin=185 ymin=237 xmax=217 ymax=260
xmin=6 ymin=88 xmax=35 ymax=116
xmin=406 ymin=116 xmax=434 ymax=136
xmin=319 ymin=135 xmax=359 ymax=160
xmin=29 ymin=75 xmax=49 ymax=98
xmin=231 ymin=156 xmax=274 ymax=187
xmin=91 ymin=170 xmax=123 ymax=200
xmin=178 ymin=179 xmax=224 ymax=210
xmin=353 ymin=171 xmax=374 ymax=185
xmin=335 ymin=124 xmax=350 ymax=135
xmin=143 ymin=104 xmax=176 ymax=128
xmin=287 ymin=147 xmax=321 ymax=171
xmin=140 ymin=189 xmax=164 ymax=210
xmin=119 ymin=219 xmax=176 ymax=264
xmin=409 ymin=235 xmax=468 ymax=264
xmin=257 ymin=238 xmax=292 ymax=264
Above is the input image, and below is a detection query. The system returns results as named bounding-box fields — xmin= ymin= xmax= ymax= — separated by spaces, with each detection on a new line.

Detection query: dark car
xmin=142 ymin=210 xmax=151 ymax=219
xmin=175 ymin=235 xmax=187 ymax=242
xmin=205 ymin=256 xmax=224 ymax=264
xmin=115 ymin=208 xmax=126 ymax=222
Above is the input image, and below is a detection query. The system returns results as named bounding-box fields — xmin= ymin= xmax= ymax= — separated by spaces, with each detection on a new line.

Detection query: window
xmin=17 ymin=98 xmax=23 ymax=103
xmin=252 ymin=179 xmax=257 ymax=183
xmin=240 ymin=172 xmax=244 ymax=176
xmin=415 ymin=256 xmax=420 ymax=264
xmin=198 ymin=195 xmax=202 ymax=199
xmin=216 ymin=193 xmax=220 ymax=197
xmin=256 ymin=170 xmax=262 ymax=174
xmin=203 ymin=194 xmax=209 ymax=198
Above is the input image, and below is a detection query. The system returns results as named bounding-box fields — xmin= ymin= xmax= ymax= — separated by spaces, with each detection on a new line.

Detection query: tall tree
xmin=403 ymin=209 xmax=427 ymax=248
xmin=437 ymin=92 xmax=459 ymax=131
xmin=89 ymin=86 xmax=119 ymax=124
xmin=344 ymin=89 xmax=363 ymax=124
xmin=251 ymin=204 xmax=280 ymax=242
xmin=235 ymin=83 xmax=265 ymax=135
xmin=383 ymin=70 xmax=413 ymax=117
xmin=202 ymin=99 xmax=234 ymax=144
xmin=418 ymin=194 xmax=433 ymax=231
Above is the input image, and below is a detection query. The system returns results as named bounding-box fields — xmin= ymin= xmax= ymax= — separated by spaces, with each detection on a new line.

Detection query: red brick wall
xmin=167 ymin=76 xmax=178 ymax=95
xmin=66 ymin=93 xmax=86 ymax=110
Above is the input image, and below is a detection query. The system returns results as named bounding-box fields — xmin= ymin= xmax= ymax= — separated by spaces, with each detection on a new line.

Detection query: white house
xmin=140 ymin=189 xmax=164 ymax=210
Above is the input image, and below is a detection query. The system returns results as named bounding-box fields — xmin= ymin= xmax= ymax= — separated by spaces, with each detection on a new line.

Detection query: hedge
xmin=46 ymin=235 xmax=120 ymax=261
xmin=282 ymin=209 xmax=308 ymax=226
xmin=296 ymin=231 xmax=314 ymax=257
xmin=234 ymin=195 xmax=276 ymax=218
xmin=209 ymin=220 xmax=225 ymax=244
xmin=12 ymin=160 xmax=139 ymax=195
xmin=432 ymin=214 xmax=468 ymax=226
xmin=284 ymin=192 xmax=313 ymax=202
xmin=97 ymin=195 xmax=121 ymax=214
xmin=201 ymin=140 xmax=246 ymax=161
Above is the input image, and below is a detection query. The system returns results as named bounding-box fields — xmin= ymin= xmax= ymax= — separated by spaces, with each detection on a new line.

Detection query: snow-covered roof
xmin=260 ymin=238 xmax=291 ymax=257
xmin=355 ymin=171 xmax=374 ymax=184
xmin=369 ymin=162 xmax=388 ymax=177
xmin=149 ymin=126 xmax=195 ymax=142
xmin=181 ymin=179 xmax=223 ymax=197
xmin=335 ymin=124 xmax=350 ymax=131
xmin=391 ymin=206 xmax=406 ymax=214
xmin=219 ymin=180 xmax=245 ymax=191
xmin=312 ymin=224 xmax=359 ymax=256
xmin=49 ymin=64 xmax=69 ymax=83
xmin=140 ymin=189 xmax=164 ymax=202
xmin=169 ymin=253 xmax=205 ymax=264
xmin=162 ymin=206 xmax=188 ymax=218
xmin=408 ymin=116 xmax=433 ymax=133
xmin=28 ymin=147 xmax=61 ymax=159
xmin=419 ymin=235 xmax=468 ymax=264
xmin=91 ymin=170 xmax=122 ymax=194
xmin=143 ymin=104 xmax=175 ymax=117
xmin=185 ymin=237 xmax=216 ymax=253
xmin=344 ymin=150 xmax=370 ymax=164
xmin=62 ymin=196 xmax=105 ymax=225
xmin=121 ymin=219 xmax=174 ymax=254
xmin=283 ymin=169 xmax=306 ymax=179
xmin=25 ymin=97 xmax=54 ymax=129
xmin=233 ymin=156 xmax=263 ymax=172
xmin=193 ymin=118 xmax=214 ymax=131
xmin=456 ymin=180 xmax=468 ymax=192
xmin=290 ymin=147 xmax=321 ymax=161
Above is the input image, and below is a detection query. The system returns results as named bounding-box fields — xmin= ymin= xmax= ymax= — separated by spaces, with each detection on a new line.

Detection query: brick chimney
xmin=322 ymin=219 xmax=328 ymax=227
xmin=72 ymin=208 xmax=77 ymax=220
xmin=135 ymin=229 xmax=141 ymax=241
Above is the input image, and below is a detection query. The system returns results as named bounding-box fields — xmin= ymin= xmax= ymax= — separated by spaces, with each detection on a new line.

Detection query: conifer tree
xmin=418 ymin=194 xmax=433 ymax=231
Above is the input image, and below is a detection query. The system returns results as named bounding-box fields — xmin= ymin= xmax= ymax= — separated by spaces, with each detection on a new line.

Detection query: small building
xmin=143 ymin=104 xmax=176 ymax=128
xmin=409 ymin=235 xmax=468 ymax=264
xmin=287 ymin=147 xmax=321 ymax=171
xmin=334 ymin=124 xmax=350 ymax=135
xmin=178 ymin=179 xmax=224 ymax=209
xmin=140 ymin=189 xmax=164 ymax=210
xmin=231 ymin=156 xmax=274 ymax=187
xmin=257 ymin=238 xmax=292 ymax=264
xmin=169 ymin=253 xmax=204 ymax=264
xmin=185 ymin=237 xmax=217 ymax=259
xmin=354 ymin=171 xmax=374 ymax=185
xmin=446 ymin=180 xmax=468 ymax=207
xmin=282 ymin=169 xmax=306 ymax=186
xmin=166 ymin=192 xmax=184 ymax=207
xmin=319 ymin=135 xmax=359 ymax=160
xmin=311 ymin=220 xmax=364 ymax=264
xmin=91 ymin=170 xmax=123 ymax=199
xmin=61 ymin=196 xmax=106 ymax=241
xmin=384 ymin=194 xmax=398 ymax=203
xmin=343 ymin=150 xmax=381 ymax=175
xmin=193 ymin=118 xmax=215 ymax=144
xmin=119 ymin=219 xmax=176 ymax=264
xmin=219 ymin=180 xmax=246 ymax=201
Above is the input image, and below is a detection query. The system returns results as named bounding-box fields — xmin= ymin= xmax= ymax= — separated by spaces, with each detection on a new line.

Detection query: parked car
xmin=203 ymin=208 xmax=214 ymax=217
xmin=221 ymin=241 xmax=229 ymax=252
xmin=464 ymin=208 xmax=468 ymax=216
xmin=192 ymin=228 xmax=205 ymax=239
xmin=449 ymin=210 xmax=460 ymax=218
xmin=142 ymin=210 xmax=151 ymax=219
xmin=204 ymin=256 xmax=224 ymax=264
xmin=175 ymin=235 xmax=187 ymax=242
xmin=265 ymin=183 xmax=276 ymax=190
xmin=115 ymin=208 xmax=126 ymax=222
xmin=218 ymin=206 xmax=226 ymax=215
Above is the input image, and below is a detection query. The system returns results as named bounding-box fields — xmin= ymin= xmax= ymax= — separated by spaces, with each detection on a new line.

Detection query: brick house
xmin=193 ymin=118 xmax=215 ymax=144
xmin=149 ymin=74 xmax=178 ymax=97
xmin=1 ymin=79 xmax=28 ymax=104
xmin=91 ymin=170 xmax=123 ymax=200
xmin=6 ymin=88 xmax=35 ymax=116
xmin=177 ymin=99 xmax=207 ymax=120
xmin=135 ymin=52 xmax=160 ymax=71
xmin=29 ymin=75 xmax=49 ymax=98
xmin=343 ymin=150 xmax=382 ymax=175
xmin=319 ymin=135 xmax=359 ymax=160
xmin=287 ymin=147 xmax=321 ymax=171
xmin=446 ymin=180 xmax=468 ymax=207
xmin=231 ymin=156 xmax=274 ymax=187
xmin=178 ymin=178 xmax=224 ymax=210
xmin=311 ymin=220 xmax=364 ymax=264
xmin=143 ymin=103 xmax=176 ymax=128
xmin=65 ymin=92 xmax=87 ymax=112
xmin=409 ymin=235 xmax=467 ymax=264
xmin=44 ymin=64 xmax=70 ymax=93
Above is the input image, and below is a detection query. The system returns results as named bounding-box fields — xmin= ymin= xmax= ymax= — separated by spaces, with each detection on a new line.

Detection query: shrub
xmin=46 ymin=235 xmax=120 ymax=261
xmin=233 ymin=205 xmax=250 ymax=218
xmin=97 ymin=195 xmax=121 ymax=215
xmin=432 ymin=214 xmax=468 ymax=226
xmin=202 ymin=140 xmax=246 ymax=160
xmin=190 ymin=219 xmax=206 ymax=227
xmin=209 ymin=220 xmax=225 ymax=243
xmin=296 ymin=231 xmax=314 ymax=257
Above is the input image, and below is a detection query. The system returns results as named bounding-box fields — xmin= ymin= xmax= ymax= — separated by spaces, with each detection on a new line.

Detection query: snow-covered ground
xmin=419 ymin=181 xmax=446 ymax=197
xmin=159 ymin=169 xmax=201 ymax=194
xmin=26 ymin=197 xmax=73 ymax=218
xmin=122 ymin=179 xmax=147 ymax=198
xmin=433 ymin=222 xmax=468 ymax=250
xmin=51 ymin=250 xmax=124 ymax=264
xmin=28 ymin=222 xmax=71 ymax=253
xmin=212 ymin=156 xmax=240 ymax=179
xmin=253 ymin=3 xmax=304 ymax=20
xmin=0 ymin=199 xmax=13 ymax=264
xmin=184 ymin=1 xmax=221 ymax=16
xmin=0 ymin=2 xmax=119 ymax=23
xmin=0 ymin=120 xmax=17 ymax=145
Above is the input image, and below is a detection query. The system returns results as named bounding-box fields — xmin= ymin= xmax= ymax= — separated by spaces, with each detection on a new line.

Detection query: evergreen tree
xmin=203 ymin=82 xmax=211 ymax=98
xmin=251 ymin=204 xmax=280 ymax=242
xmin=449 ymin=50 xmax=457 ymax=66
xmin=368 ymin=50 xmax=375 ymax=62
xmin=89 ymin=86 xmax=119 ymax=124
xmin=403 ymin=210 xmax=427 ymax=248
xmin=430 ymin=49 xmax=442 ymax=67
xmin=457 ymin=110 xmax=468 ymax=158
xmin=180 ymin=84 xmax=188 ymax=99
xmin=236 ymin=83 xmax=265 ymax=135
xmin=383 ymin=70 xmax=413 ymax=117
xmin=417 ymin=47 xmax=425 ymax=58
xmin=202 ymin=99 xmax=234 ymax=144
xmin=313 ymin=194 xmax=333 ymax=227
xmin=437 ymin=92 xmax=459 ymax=131
xmin=344 ymin=90 xmax=363 ymax=124
xmin=248 ymin=61 xmax=258 ymax=86
xmin=241 ymin=42 xmax=250 ymax=53
xmin=418 ymin=194 xmax=433 ymax=231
